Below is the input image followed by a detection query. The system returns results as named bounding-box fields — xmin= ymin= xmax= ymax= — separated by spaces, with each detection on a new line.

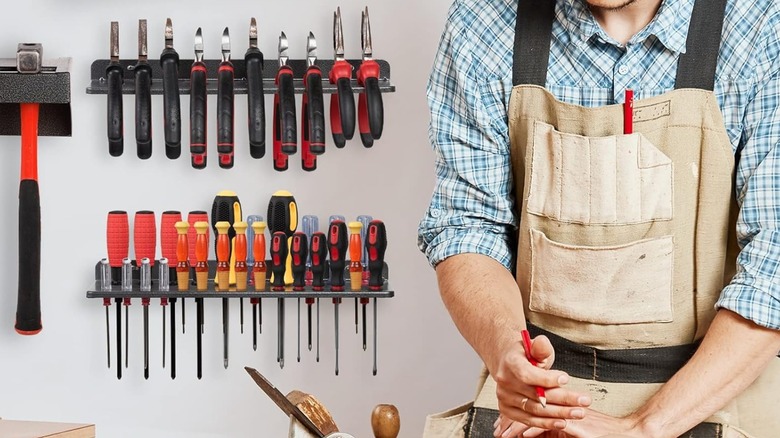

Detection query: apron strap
xmin=512 ymin=0 xmax=728 ymax=91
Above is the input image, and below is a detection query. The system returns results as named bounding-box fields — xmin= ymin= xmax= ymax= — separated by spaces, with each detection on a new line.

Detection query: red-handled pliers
xmin=329 ymin=7 xmax=356 ymax=148
xmin=302 ymin=32 xmax=326 ymax=171
xmin=357 ymin=7 xmax=384 ymax=148
xmin=273 ymin=32 xmax=297 ymax=171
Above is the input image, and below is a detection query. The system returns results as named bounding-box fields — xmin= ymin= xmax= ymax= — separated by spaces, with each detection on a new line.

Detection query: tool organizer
xmin=86 ymin=260 xmax=392 ymax=298
xmin=86 ymin=59 xmax=394 ymax=95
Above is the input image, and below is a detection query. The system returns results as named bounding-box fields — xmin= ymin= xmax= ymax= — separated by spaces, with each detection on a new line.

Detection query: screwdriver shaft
xmin=171 ymin=299 xmax=176 ymax=379
xmin=223 ymin=298 xmax=229 ymax=369
xmin=252 ymin=303 xmax=257 ymax=351
xmin=240 ymin=298 xmax=244 ymax=334
xmin=105 ymin=306 xmax=111 ymax=368
xmin=307 ymin=303 xmax=312 ymax=351
xmin=125 ymin=306 xmax=129 ymax=369
xmin=335 ymin=301 xmax=340 ymax=376
xmin=373 ymin=297 xmax=378 ymax=376
xmin=355 ymin=298 xmax=358 ymax=333
xmin=316 ymin=298 xmax=320 ymax=362
xmin=363 ymin=302 xmax=368 ymax=351
xmin=116 ymin=298 xmax=122 ymax=379
xmin=163 ymin=306 xmax=166 ymax=368
xmin=182 ymin=298 xmax=186 ymax=334
xmin=144 ymin=306 xmax=149 ymax=379
xmin=297 ymin=298 xmax=301 ymax=362
xmin=196 ymin=298 xmax=203 ymax=379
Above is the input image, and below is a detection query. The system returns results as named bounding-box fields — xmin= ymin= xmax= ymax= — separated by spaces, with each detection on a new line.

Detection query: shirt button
xmin=618 ymin=65 xmax=630 ymax=75
xmin=430 ymin=208 xmax=441 ymax=218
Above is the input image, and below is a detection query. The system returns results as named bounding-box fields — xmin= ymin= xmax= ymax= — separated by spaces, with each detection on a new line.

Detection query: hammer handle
xmin=16 ymin=103 xmax=42 ymax=335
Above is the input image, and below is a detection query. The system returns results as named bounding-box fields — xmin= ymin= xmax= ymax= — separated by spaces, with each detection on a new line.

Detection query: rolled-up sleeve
xmin=716 ymin=39 xmax=780 ymax=330
xmin=417 ymin=1 xmax=516 ymax=271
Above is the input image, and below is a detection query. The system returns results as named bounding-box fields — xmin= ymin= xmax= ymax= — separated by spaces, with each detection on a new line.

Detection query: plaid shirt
xmin=418 ymin=0 xmax=780 ymax=330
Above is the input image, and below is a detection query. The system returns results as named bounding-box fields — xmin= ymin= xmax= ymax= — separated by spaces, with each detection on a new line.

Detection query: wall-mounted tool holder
xmin=86 ymin=259 xmax=392 ymax=379
xmin=86 ymin=59 xmax=394 ymax=95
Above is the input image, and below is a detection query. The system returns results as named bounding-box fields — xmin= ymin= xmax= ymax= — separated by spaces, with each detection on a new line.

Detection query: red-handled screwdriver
xmin=310 ymin=231 xmax=327 ymax=362
xmin=328 ymin=220 xmax=348 ymax=375
xmin=135 ymin=211 xmax=156 ymax=379
xmin=291 ymin=232 xmax=308 ymax=362
xmin=216 ymin=221 xmax=231 ymax=369
xmin=107 ymin=211 xmax=129 ymax=379
xmin=366 ymin=219 xmax=387 ymax=375
xmin=252 ymin=221 xmax=267 ymax=348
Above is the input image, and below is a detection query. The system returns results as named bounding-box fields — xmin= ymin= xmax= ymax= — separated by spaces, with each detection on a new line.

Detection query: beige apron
xmin=424 ymin=1 xmax=779 ymax=436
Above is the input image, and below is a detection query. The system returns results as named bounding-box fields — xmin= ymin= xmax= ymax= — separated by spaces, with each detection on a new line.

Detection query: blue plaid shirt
xmin=418 ymin=0 xmax=780 ymax=330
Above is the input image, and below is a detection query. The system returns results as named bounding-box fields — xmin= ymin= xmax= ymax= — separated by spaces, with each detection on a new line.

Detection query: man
xmin=418 ymin=0 xmax=780 ymax=436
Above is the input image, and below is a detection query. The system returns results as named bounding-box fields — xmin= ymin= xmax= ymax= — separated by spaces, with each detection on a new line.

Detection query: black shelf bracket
xmin=86 ymin=58 xmax=394 ymax=95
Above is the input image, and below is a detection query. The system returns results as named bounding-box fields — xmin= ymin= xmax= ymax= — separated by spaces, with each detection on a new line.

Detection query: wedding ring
xmin=521 ymin=397 xmax=529 ymax=411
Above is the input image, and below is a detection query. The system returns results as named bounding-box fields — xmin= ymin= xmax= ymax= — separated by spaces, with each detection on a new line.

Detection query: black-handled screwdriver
xmin=309 ymin=231 xmax=327 ymax=362
xmin=328 ymin=220 xmax=348 ymax=375
xmin=366 ymin=220 xmax=387 ymax=375
xmin=291 ymin=232 xmax=307 ymax=363
xmin=270 ymin=231 xmax=288 ymax=369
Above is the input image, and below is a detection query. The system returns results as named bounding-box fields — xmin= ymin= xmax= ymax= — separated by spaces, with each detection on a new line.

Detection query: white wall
xmin=0 ymin=0 xmax=483 ymax=437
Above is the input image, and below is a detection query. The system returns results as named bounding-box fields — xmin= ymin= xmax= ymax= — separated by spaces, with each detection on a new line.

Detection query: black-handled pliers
xmin=329 ymin=7 xmax=356 ymax=148
xmin=135 ymin=19 xmax=153 ymax=159
xmin=190 ymin=28 xmax=207 ymax=169
xmin=217 ymin=28 xmax=235 ymax=169
xmin=106 ymin=21 xmax=124 ymax=157
xmin=245 ymin=18 xmax=266 ymax=159
xmin=302 ymin=32 xmax=326 ymax=172
xmin=160 ymin=18 xmax=181 ymax=159
xmin=273 ymin=32 xmax=297 ymax=172
xmin=357 ymin=7 xmax=384 ymax=147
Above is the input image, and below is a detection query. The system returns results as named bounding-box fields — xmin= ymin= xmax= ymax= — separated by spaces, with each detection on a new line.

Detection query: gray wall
xmin=0 ymin=0 xmax=483 ymax=436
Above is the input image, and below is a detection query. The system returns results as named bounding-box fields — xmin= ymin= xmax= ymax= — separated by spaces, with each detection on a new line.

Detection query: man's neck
xmin=587 ymin=0 xmax=663 ymax=45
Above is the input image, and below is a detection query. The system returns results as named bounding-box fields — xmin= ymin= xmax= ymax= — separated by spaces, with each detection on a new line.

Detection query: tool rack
xmin=86 ymin=260 xmax=392 ymax=298
xmin=86 ymin=59 xmax=394 ymax=95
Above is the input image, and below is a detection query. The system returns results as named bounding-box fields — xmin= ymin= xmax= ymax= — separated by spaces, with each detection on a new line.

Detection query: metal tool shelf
xmin=86 ymin=59 xmax=395 ymax=95
xmin=85 ymin=260 xmax=393 ymax=299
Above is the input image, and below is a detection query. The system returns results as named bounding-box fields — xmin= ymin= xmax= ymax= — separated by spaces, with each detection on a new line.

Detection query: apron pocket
xmin=529 ymin=228 xmax=674 ymax=324
xmin=422 ymin=402 xmax=472 ymax=438
xmin=528 ymin=121 xmax=673 ymax=225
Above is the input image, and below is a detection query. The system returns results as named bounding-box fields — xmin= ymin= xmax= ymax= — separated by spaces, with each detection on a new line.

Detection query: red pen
xmin=624 ymin=89 xmax=633 ymax=134
xmin=521 ymin=329 xmax=547 ymax=408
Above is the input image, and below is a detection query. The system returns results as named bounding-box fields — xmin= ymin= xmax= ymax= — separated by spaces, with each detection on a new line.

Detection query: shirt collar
xmin=558 ymin=0 xmax=694 ymax=54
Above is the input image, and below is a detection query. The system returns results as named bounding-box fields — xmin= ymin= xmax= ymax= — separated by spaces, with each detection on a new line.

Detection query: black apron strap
xmin=675 ymin=0 xmax=728 ymax=90
xmin=512 ymin=0 xmax=555 ymax=86
xmin=512 ymin=0 xmax=728 ymax=91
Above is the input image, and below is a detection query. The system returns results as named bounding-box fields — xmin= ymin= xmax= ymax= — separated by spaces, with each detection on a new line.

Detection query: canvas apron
xmin=423 ymin=0 xmax=780 ymax=437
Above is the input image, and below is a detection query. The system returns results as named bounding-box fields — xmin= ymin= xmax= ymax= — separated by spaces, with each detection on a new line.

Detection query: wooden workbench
xmin=0 ymin=420 xmax=95 ymax=438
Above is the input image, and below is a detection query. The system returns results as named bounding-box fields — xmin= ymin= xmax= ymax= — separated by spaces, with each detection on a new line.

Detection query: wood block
xmin=0 ymin=420 xmax=95 ymax=438
xmin=286 ymin=390 xmax=339 ymax=435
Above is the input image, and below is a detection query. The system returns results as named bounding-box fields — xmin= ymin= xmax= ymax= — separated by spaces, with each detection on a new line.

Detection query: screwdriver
xmin=212 ymin=191 xmax=242 ymax=364
xmin=290 ymin=232 xmax=308 ymax=363
xmin=356 ymin=215 xmax=373 ymax=285
xmin=270 ymin=231 xmax=288 ymax=368
xmin=99 ymin=259 xmax=111 ymax=369
xmin=107 ymin=211 xmax=129 ymax=379
xmin=328 ymin=220 xmax=348 ymax=376
xmin=235 ymin=222 xmax=248 ymax=292
xmin=267 ymin=191 xmax=298 ymax=367
xmin=187 ymin=211 xmax=210 ymax=334
xmin=215 ymin=221 xmax=231 ymax=369
xmin=348 ymin=221 xmax=367 ymax=349
xmin=301 ymin=215 xmax=319 ymax=351
xmin=158 ymin=258 xmax=170 ymax=372
xmin=309 ymin=232 xmax=327 ymax=362
xmin=121 ymin=257 xmax=132 ymax=371
xmin=247 ymin=215 xmax=264 ymax=339
xmin=174 ymin=221 xmax=191 ymax=380
xmin=366 ymin=220 xmax=387 ymax=375
xmin=251 ymin=220 xmax=267 ymax=348
xmin=194 ymin=221 xmax=209 ymax=379
xmin=160 ymin=211 xmax=181 ymax=371
xmin=140 ymin=257 xmax=152 ymax=379
xmin=135 ymin=211 xmax=157 ymax=375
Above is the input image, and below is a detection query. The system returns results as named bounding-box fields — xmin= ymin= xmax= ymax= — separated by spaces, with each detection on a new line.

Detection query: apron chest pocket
xmin=527 ymin=121 xmax=673 ymax=225
xmin=529 ymin=228 xmax=674 ymax=325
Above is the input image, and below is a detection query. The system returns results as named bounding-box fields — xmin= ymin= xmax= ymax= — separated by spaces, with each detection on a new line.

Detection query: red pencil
xmin=521 ymin=329 xmax=547 ymax=408
xmin=624 ymin=89 xmax=634 ymax=134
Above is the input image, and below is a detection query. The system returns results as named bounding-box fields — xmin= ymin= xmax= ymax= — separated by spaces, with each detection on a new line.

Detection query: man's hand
xmin=494 ymin=334 xmax=591 ymax=432
xmin=497 ymin=408 xmax=640 ymax=438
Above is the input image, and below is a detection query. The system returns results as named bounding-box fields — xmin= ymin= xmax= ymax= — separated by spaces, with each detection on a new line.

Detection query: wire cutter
xmin=273 ymin=32 xmax=297 ymax=171
xmin=190 ymin=28 xmax=208 ymax=169
xmin=246 ymin=18 xmax=266 ymax=159
xmin=302 ymin=32 xmax=326 ymax=171
xmin=218 ymin=28 xmax=235 ymax=169
xmin=160 ymin=18 xmax=181 ymax=159
xmin=330 ymin=7 xmax=356 ymax=148
xmin=357 ymin=7 xmax=384 ymax=147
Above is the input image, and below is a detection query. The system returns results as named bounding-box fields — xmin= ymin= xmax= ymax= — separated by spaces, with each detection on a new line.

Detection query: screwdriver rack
xmin=86 ymin=59 xmax=394 ymax=95
xmin=86 ymin=260 xmax=392 ymax=298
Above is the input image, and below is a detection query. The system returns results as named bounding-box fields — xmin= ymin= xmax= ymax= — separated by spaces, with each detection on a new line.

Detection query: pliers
xmin=273 ymin=32 xmax=297 ymax=172
xmin=245 ymin=18 xmax=266 ymax=159
xmin=357 ymin=7 xmax=384 ymax=147
xmin=106 ymin=21 xmax=123 ymax=157
xmin=217 ymin=28 xmax=235 ymax=169
xmin=302 ymin=32 xmax=326 ymax=171
xmin=330 ymin=7 xmax=356 ymax=148
xmin=160 ymin=18 xmax=181 ymax=159
xmin=135 ymin=19 xmax=153 ymax=159
xmin=190 ymin=28 xmax=207 ymax=169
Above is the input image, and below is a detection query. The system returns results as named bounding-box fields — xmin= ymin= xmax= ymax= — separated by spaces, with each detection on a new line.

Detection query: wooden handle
xmin=371 ymin=404 xmax=400 ymax=438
